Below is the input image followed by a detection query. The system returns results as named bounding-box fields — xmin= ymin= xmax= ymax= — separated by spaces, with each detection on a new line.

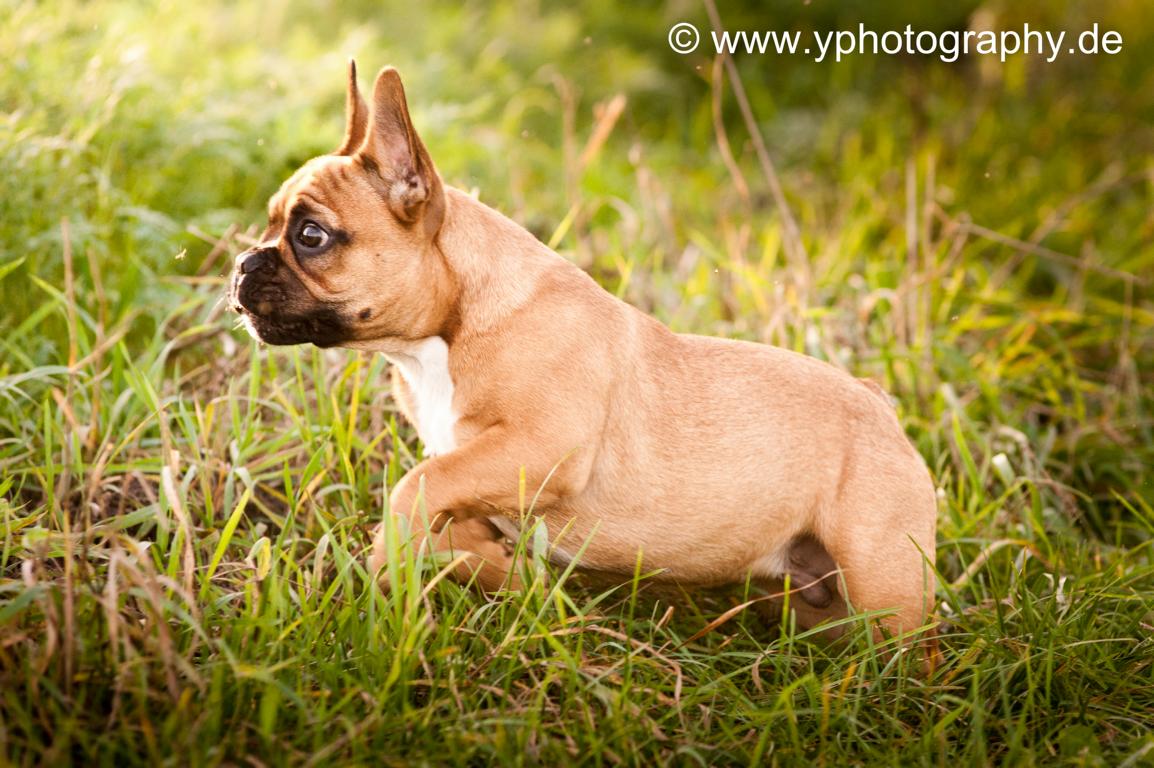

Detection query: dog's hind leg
xmin=821 ymin=471 xmax=938 ymax=643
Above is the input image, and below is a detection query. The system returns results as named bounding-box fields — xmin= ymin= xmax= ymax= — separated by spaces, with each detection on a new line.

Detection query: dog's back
xmin=523 ymin=292 xmax=937 ymax=636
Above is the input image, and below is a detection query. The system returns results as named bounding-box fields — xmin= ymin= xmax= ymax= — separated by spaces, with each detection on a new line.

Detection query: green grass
xmin=2 ymin=0 xmax=1153 ymax=764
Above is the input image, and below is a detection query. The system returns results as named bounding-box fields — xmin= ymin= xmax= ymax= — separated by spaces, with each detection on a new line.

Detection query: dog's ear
xmin=335 ymin=59 xmax=369 ymax=156
xmin=357 ymin=66 xmax=444 ymax=236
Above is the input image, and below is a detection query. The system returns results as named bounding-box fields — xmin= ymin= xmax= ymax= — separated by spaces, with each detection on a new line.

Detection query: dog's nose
xmin=238 ymin=248 xmax=273 ymax=274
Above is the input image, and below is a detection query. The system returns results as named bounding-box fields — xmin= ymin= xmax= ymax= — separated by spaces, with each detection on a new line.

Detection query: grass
xmin=2 ymin=0 xmax=1153 ymax=764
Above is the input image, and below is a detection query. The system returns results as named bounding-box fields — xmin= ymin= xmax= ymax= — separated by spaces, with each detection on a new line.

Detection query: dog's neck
xmin=344 ymin=186 xmax=561 ymax=358
xmin=434 ymin=186 xmax=559 ymax=339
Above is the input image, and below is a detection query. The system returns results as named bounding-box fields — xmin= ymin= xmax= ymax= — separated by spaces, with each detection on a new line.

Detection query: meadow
xmin=1 ymin=1 xmax=1153 ymax=764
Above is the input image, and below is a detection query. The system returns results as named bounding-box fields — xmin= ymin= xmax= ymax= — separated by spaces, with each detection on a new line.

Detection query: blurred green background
xmin=3 ymin=0 xmax=1151 ymax=517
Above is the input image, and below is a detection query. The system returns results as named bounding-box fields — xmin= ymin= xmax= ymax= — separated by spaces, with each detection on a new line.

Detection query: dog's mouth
xmin=228 ymin=271 xmax=351 ymax=348
xmin=227 ymin=270 xmax=282 ymax=318
xmin=239 ymin=309 xmax=350 ymax=348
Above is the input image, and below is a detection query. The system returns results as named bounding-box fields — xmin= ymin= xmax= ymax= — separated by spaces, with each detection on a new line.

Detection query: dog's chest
xmin=384 ymin=337 xmax=459 ymax=457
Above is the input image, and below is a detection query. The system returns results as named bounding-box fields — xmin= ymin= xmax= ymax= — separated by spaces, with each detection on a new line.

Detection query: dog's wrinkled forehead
xmin=264 ymin=155 xmax=361 ymax=238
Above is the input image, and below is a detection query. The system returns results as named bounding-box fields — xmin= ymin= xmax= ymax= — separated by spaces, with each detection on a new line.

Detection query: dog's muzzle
xmin=227 ymin=246 xmax=351 ymax=347
xmin=237 ymin=246 xmax=277 ymax=276
xmin=230 ymin=246 xmax=280 ymax=314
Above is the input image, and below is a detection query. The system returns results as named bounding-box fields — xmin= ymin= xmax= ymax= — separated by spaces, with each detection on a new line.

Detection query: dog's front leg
xmin=369 ymin=425 xmax=590 ymax=591
xmin=371 ymin=515 xmax=522 ymax=592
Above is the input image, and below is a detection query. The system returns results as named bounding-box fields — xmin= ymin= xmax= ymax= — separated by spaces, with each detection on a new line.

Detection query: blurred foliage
xmin=3 ymin=0 xmax=1150 ymax=505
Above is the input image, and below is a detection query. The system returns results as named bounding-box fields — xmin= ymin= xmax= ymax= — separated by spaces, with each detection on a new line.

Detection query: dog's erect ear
xmin=357 ymin=66 xmax=444 ymax=236
xmin=335 ymin=59 xmax=369 ymax=156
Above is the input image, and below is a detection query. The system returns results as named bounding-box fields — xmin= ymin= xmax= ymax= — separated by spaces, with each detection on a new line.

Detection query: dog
xmin=227 ymin=61 xmax=938 ymax=642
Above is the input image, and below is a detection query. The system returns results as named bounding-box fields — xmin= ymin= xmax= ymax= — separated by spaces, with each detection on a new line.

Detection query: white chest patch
xmin=384 ymin=336 xmax=459 ymax=457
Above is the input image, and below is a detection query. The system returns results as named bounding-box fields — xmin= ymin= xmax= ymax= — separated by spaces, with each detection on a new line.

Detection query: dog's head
xmin=228 ymin=62 xmax=454 ymax=347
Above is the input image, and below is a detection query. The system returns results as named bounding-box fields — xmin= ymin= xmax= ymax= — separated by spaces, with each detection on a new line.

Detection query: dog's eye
xmin=296 ymin=221 xmax=330 ymax=251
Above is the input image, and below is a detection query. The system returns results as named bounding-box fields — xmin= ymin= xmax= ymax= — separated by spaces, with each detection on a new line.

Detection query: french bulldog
xmin=228 ymin=61 xmax=938 ymax=642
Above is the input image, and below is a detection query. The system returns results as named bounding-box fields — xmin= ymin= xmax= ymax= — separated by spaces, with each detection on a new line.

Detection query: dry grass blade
xmin=710 ymin=55 xmax=751 ymax=209
xmin=702 ymin=0 xmax=808 ymax=270
xmin=958 ymin=218 xmax=1147 ymax=285
xmin=577 ymin=94 xmax=627 ymax=174
xmin=545 ymin=623 xmax=684 ymax=704
xmin=949 ymin=538 xmax=1043 ymax=591
xmin=679 ymin=573 xmax=841 ymax=647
